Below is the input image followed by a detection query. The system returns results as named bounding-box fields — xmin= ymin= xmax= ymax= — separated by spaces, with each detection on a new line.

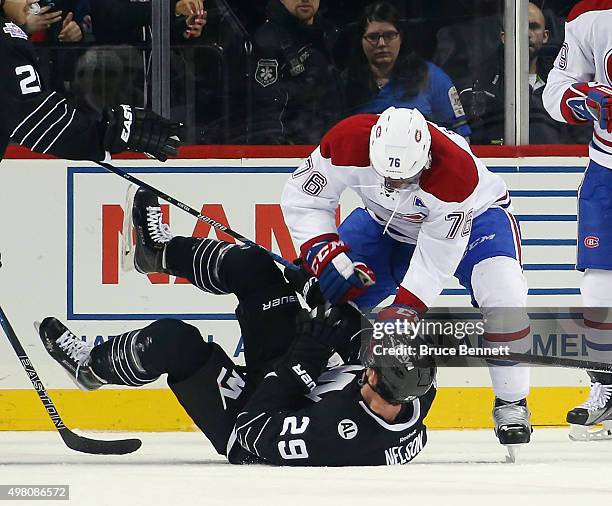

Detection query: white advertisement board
xmin=0 ymin=156 xmax=590 ymax=391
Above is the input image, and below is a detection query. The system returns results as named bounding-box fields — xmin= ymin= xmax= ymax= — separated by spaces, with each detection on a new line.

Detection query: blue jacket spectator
xmin=342 ymin=1 xmax=470 ymax=139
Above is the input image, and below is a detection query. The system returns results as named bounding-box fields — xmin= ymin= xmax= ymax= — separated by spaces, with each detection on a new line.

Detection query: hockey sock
xmin=90 ymin=319 xmax=213 ymax=385
xmin=165 ymin=237 xmax=287 ymax=299
xmin=165 ymin=237 xmax=235 ymax=294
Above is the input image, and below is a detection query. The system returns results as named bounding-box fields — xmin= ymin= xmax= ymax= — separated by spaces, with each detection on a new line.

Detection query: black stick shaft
xmin=96 ymin=161 xmax=298 ymax=271
xmin=507 ymin=352 xmax=612 ymax=373
xmin=0 ymin=305 xmax=69 ymax=431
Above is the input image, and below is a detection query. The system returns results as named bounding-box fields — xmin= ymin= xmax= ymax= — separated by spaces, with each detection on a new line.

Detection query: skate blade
xmin=121 ymin=184 xmax=138 ymax=272
xmin=569 ymin=422 xmax=612 ymax=441
xmin=505 ymin=445 xmax=520 ymax=463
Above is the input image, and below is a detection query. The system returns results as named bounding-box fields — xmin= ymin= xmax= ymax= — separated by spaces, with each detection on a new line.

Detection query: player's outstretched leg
xmin=38 ymin=317 xmax=213 ymax=388
xmin=37 ymin=317 xmax=107 ymax=391
xmin=567 ymin=371 xmax=612 ymax=441
xmin=38 ymin=317 xmax=250 ymax=455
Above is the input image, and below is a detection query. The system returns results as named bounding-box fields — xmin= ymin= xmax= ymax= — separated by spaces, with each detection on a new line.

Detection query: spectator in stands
xmin=70 ymin=0 xmax=205 ymax=114
xmin=342 ymin=1 xmax=470 ymax=139
xmin=251 ymin=0 xmax=343 ymax=144
xmin=89 ymin=0 xmax=206 ymax=44
xmin=459 ymin=2 xmax=585 ymax=144
xmin=24 ymin=1 xmax=83 ymax=42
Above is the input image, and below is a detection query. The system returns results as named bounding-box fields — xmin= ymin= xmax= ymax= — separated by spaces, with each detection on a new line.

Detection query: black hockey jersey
xmin=0 ymin=16 xmax=105 ymax=161
xmin=228 ymin=360 xmax=436 ymax=466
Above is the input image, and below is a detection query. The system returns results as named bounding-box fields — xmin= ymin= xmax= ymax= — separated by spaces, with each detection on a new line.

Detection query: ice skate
xmin=493 ymin=398 xmax=532 ymax=462
xmin=36 ymin=317 xmax=106 ymax=391
xmin=123 ymin=185 xmax=173 ymax=274
xmin=567 ymin=372 xmax=612 ymax=441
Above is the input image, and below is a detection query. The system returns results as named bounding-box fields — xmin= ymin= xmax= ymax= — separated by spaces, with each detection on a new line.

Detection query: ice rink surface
xmin=1 ymin=429 xmax=611 ymax=506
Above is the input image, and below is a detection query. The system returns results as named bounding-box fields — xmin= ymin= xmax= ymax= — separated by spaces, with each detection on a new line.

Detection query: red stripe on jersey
xmin=419 ymin=125 xmax=479 ymax=203
xmin=584 ymin=319 xmax=612 ymax=330
xmin=566 ymin=0 xmax=612 ymax=22
xmin=484 ymin=327 xmax=530 ymax=343
xmin=319 ymin=114 xmax=377 ymax=167
xmin=594 ymin=130 xmax=612 ymax=147
xmin=506 ymin=210 xmax=523 ymax=266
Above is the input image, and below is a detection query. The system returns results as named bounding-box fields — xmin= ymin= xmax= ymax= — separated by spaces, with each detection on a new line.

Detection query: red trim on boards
xmin=3 ymin=144 xmax=589 ymax=160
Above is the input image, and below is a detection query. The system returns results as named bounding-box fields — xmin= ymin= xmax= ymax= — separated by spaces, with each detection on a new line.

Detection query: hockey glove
xmin=283 ymin=259 xmax=325 ymax=308
xmin=376 ymin=304 xmax=420 ymax=325
xmin=303 ymin=236 xmax=375 ymax=305
xmin=102 ymin=105 xmax=183 ymax=161
xmin=374 ymin=302 xmax=422 ymax=351
xmin=566 ymin=82 xmax=612 ymax=132
xmin=587 ymin=85 xmax=612 ymax=133
xmin=278 ymin=306 xmax=349 ymax=393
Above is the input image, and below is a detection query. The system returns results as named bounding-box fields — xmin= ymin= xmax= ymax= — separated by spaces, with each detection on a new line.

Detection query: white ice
xmin=1 ymin=429 xmax=611 ymax=506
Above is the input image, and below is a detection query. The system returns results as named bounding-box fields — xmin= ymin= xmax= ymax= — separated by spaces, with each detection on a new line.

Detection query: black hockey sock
xmin=165 ymin=237 xmax=287 ymax=299
xmin=90 ymin=319 xmax=213 ymax=385
xmin=165 ymin=237 xmax=235 ymax=294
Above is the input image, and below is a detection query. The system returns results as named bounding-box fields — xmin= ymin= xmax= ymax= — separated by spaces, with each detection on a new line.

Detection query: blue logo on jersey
xmin=413 ymin=196 xmax=426 ymax=208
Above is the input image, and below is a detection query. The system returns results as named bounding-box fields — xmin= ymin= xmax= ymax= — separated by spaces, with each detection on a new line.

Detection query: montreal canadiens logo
xmin=415 ymin=130 xmax=422 ymax=142
xmin=584 ymin=236 xmax=600 ymax=248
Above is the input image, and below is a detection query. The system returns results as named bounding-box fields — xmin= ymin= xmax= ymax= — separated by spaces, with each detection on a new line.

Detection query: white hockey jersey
xmin=542 ymin=0 xmax=612 ymax=167
xmin=281 ymin=114 xmax=508 ymax=309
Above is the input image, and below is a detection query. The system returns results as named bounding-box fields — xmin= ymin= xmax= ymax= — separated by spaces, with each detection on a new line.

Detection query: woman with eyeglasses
xmin=342 ymin=1 xmax=471 ymax=140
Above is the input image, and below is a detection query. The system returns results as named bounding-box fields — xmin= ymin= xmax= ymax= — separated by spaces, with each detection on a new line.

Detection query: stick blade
xmin=60 ymin=428 xmax=142 ymax=455
xmin=121 ymin=184 xmax=138 ymax=272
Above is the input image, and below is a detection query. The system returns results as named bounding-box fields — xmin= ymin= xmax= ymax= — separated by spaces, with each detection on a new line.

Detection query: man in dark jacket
xmin=458 ymin=2 xmax=590 ymax=145
xmin=251 ymin=0 xmax=343 ymax=144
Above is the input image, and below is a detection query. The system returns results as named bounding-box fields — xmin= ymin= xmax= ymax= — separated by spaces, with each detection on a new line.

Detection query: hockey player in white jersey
xmin=281 ymin=106 xmax=532 ymax=452
xmin=542 ymin=0 xmax=612 ymax=440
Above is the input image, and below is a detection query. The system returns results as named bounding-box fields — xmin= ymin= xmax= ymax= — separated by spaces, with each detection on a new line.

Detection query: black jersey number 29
xmin=278 ymin=416 xmax=310 ymax=460
xmin=15 ymin=65 xmax=42 ymax=95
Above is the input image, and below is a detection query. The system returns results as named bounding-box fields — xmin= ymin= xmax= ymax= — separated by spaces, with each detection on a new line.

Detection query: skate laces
xmin=57 ymin=330 xmax=93 ymax=367
xmin=495 ymin=402 xmax=529 ymax=428
xmin=579 ymin=382 xmax=612 ymax=410
xmin=146 ymin=206 xmax=173 ymax=244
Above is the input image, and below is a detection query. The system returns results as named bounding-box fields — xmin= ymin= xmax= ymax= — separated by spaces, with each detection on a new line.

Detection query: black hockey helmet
xmin=360 ymin=327 xmax=436 ymax=404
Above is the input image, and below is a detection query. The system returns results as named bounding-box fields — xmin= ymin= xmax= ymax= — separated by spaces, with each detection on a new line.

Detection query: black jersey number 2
xmin=15 ymin=65 xmax=42 ymax=95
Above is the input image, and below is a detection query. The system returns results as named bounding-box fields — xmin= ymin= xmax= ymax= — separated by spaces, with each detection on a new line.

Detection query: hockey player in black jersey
xmin=37 ymin=187 xmax=436 ymax=467
xmin=0 ymin=0 xmax=181 ymax=162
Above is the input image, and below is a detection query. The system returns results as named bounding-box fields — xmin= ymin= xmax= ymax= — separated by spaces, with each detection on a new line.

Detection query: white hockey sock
xmin=489 ymin=365 xmax=530 ymax=402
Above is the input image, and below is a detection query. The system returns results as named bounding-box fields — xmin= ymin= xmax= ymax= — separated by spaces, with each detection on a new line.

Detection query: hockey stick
xmin=96 ymin=161 xmax=299 ymax=271
xmin=505 ymin=351 xmax=612 ymax=373
xmin=0 ymin=305 xmax=142 ymax=455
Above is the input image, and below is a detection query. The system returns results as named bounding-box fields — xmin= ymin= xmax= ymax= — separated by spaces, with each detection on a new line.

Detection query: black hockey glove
xmin=283 ymin=259 xmax=325 ymax=308
xmin=102 ymin=105 xmax=182 ymax=162
xmin=277 ymin=306 xmax=349 ymax=393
